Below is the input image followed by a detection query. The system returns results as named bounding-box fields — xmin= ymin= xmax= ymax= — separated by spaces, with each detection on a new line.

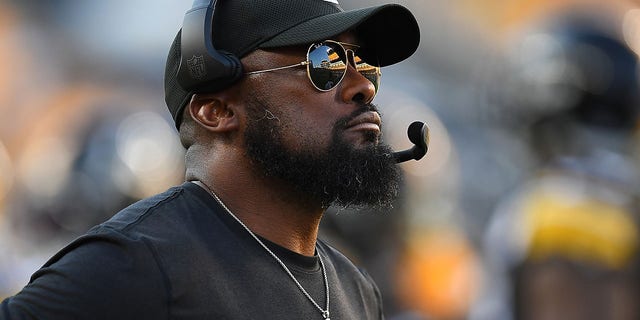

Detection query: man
xmin=1 ymin=0 xmax=420 ymax=319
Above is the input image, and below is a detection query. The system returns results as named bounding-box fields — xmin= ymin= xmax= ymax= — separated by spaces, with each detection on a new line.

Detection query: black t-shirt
xmin=1 ymin=182 xmax=384 ymax=319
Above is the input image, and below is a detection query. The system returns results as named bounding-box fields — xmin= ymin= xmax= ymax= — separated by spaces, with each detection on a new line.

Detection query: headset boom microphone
xmin=393 ymin=121 xmax=429 ymax=163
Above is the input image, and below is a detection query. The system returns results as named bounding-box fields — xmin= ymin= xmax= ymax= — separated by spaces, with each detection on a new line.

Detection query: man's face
xmin=239 ymin=34 xmax=401 ymax=208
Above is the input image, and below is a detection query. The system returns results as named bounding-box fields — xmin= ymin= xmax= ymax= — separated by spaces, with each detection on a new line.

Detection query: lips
xmin=345 ymin=111 xmax=382 ymax=133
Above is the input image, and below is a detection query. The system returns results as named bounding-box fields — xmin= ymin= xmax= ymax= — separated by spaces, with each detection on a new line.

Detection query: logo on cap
xmin=322 ymin=0 xmax=339 ymax=4
xmin=187 ymin=55 xmax=207 ymax=80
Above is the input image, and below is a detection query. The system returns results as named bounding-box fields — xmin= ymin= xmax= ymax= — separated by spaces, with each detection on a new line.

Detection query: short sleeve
xmin=1 ymin=227 xmax=169 ymax=320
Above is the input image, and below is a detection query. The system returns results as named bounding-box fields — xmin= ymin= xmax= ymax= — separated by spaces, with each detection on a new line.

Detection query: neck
xmin=192 ymin=176 xmax=324 ymax=257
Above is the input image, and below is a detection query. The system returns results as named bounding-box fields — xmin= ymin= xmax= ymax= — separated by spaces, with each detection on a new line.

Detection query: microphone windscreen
xmin=407 ymin=121 xmax=427 ymax=147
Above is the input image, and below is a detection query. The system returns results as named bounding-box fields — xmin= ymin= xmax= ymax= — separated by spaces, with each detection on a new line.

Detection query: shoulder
xmin=35 ymin=181 xmax=222 ymax=291
xmin=99 ymin=183 xmax=196 ymax=232
xmin=59 ymin=181 xmax=228 ymax=277
xmin=83 ymin=182 xmax=221 ymax=241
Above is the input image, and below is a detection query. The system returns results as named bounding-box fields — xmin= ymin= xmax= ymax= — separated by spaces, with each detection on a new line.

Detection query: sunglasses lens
xmin=353 ymin=56 xmax=380 ymax=92
xmin=307 ymin=43 xmax=347 ymax=91
xmin=307 ymin=42 xmax=381 ymax=92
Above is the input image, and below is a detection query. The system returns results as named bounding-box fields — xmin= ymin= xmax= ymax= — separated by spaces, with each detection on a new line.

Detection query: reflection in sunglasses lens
xmin=307 ymin=42 xmax=380 ymax=92
xmin=308 ymin=43 xmax=347 ymax=91
xmin=356 ymin=64 xmax=380 ymax=92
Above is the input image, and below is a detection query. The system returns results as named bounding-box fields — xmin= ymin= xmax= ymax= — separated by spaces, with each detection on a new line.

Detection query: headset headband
xmin=176 ymin=0 xmax=243 ymax=92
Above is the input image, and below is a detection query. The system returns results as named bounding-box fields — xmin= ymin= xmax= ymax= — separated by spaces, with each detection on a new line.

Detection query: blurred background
xmin=1 ymin=0 xmax=640 ymax=319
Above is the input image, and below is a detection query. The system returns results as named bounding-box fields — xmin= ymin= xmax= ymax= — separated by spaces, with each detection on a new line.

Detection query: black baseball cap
xmin=165 ymin=0 xmax=420 ymax=128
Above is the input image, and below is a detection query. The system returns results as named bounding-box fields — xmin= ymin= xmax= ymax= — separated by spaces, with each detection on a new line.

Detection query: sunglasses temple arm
xmin=245 ymin=61 xmax=310 ymax=75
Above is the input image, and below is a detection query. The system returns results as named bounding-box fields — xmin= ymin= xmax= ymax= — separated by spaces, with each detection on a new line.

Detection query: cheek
xmin=246 ymin=74 xmax=347 ymax=150
xmin=282 ymin=99 xmax=354 ymax=154
xmin=278 ymin=107 xmax=336 ymax=152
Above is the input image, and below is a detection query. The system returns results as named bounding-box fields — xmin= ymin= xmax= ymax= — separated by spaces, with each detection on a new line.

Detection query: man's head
xmin=165 ymin=0 xmax=420 ymax=208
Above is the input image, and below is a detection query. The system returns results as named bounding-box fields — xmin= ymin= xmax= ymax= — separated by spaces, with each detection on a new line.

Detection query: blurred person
xmin=471 ymin=11 xmax=640 ymax=320
xmin=1 ymin=0 xmax=423 ymax=319
xmin=476 ymin=172 xmax=640 ymax=320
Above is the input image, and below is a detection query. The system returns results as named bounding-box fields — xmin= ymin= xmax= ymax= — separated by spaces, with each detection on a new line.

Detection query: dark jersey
xmin=1 ymin=182 xmax=384 ymax=319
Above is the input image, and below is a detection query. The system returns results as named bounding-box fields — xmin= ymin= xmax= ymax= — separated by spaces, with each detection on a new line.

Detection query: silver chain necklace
xmin=194 ymin=181 xmax=331 ymax=319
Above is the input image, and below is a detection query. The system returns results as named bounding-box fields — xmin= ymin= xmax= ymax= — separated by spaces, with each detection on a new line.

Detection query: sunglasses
xmin=245 ymin=40 xmax=381 ymax=94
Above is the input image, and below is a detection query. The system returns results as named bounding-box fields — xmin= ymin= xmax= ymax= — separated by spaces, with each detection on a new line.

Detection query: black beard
xmin=243 ymin=99 xmax=401 ymax=209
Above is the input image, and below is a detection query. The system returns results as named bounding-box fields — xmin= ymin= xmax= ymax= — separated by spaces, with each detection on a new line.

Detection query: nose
xmin=339 ymin=64 xmax=377 ymax=105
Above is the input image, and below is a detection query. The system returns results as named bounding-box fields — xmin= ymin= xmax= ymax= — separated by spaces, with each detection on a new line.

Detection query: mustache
xmin=335 ymin=103 xmax=381 ymax=129
xmin=355 ymin=103 xmax=379 ymax=115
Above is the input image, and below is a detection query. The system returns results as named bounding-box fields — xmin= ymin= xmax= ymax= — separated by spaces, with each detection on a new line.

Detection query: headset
xmin=177 ymin=0 xmax=243 ymax=93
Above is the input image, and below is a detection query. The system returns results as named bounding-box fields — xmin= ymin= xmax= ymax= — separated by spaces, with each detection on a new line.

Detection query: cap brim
xmin=259 ymin=4 xmax=420 ymax=67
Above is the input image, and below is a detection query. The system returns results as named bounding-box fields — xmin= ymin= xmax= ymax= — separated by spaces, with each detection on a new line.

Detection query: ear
xmin=187 ymin=93 xmax=240 ymax=133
